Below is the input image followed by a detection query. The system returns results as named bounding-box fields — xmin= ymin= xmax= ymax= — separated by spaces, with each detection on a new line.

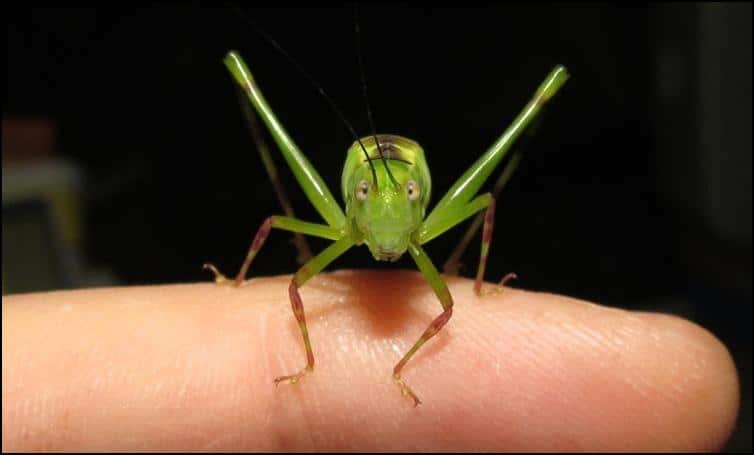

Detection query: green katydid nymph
xmin=203 ymin=18 xmax=569 ymax=406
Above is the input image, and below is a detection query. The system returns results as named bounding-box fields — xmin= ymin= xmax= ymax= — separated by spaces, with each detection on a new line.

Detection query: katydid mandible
xmin=204 ymin=50 xmax=569 ymax=407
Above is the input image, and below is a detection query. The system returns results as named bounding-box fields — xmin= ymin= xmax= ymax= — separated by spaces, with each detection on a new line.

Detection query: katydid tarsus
xmin=203 ymin=29 xmax=569 ymax=406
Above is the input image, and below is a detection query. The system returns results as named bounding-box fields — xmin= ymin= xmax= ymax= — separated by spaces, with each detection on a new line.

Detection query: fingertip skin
xmin=1 ymin=270 xmax=740 ymax=451
xmin=630 ymin=312 xmax=741 ymax=451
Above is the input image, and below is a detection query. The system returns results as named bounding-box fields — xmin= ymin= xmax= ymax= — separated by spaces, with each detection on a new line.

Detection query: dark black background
xmin=4 ymin=4 xmax=751 ymax=450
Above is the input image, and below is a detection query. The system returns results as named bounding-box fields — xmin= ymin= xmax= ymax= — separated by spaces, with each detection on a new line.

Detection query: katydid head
xmin=350 ymin=175 xmax=422 ymax=261
xmin=342 ymin=135 xmax=431 ymax=261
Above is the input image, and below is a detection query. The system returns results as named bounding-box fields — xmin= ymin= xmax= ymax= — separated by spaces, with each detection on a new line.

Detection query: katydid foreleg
xmin=392 ymin=242 xmax=455 ymax=406
xmin=273 ymin=236 xmax=354 ymax=385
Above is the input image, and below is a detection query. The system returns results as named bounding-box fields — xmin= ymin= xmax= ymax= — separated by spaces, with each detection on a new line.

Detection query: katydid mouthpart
xmin=204 ymin=12 xmax=569 ymax=407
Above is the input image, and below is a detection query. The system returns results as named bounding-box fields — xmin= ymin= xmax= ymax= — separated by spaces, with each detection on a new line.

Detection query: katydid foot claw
xmin=274 ymin=367 xmax=311 ymax=386
xmin=202 ymin=262 xmax=240 ymax=286
xmin=475 ymin=272 xmax=518 ymax=297
xmin=393 ymin=374 xmax=422 ymax=407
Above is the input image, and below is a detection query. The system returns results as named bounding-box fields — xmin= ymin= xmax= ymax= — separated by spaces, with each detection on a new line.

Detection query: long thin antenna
xmin=353 ymin=4 xmax=399 ymax=188
xmin=230 ymin=5 xmax=379 ymax=187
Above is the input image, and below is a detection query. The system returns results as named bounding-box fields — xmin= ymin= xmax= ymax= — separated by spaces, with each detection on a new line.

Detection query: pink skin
xmin=2 ymin=270 xmax=739 ymax=451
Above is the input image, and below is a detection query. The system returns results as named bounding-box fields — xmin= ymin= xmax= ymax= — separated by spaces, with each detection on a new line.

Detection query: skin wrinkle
xmin=267 ymin=315 xmax=317 ymax=453
xmin=320 ymin=274 xmax=418 ymax=449
xmin=611 ymin=318 xmax=672 ymax=405
xmin=586 ymin=320 xmax=669 ymax=444
xmin=257 ymin=284 xmax=276 ymax=446
xmin=624 ymin=317 xmax=687 ymax=408
xmin=338 ymin=323 xmax=401 ymax=449
xmin=256 ymin=294 xmax=290 ymax=450
xmin=482 ymin=288 xmax=704 ymax=448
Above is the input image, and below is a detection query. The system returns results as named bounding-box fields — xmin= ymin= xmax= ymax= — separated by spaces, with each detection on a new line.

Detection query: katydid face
xmin=341 ymin=135 xmax=431 ymax=261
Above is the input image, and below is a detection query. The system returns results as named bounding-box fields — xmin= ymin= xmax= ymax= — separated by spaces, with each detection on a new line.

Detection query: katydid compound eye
xmin=406 ymin=180 xmax=420 ymax=201
xmin=356 ymin=180 xmax=369 ymax=201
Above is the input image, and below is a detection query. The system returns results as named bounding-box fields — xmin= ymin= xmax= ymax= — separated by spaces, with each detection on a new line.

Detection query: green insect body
xmin=205 ymin=50 xmax=569 ymax=406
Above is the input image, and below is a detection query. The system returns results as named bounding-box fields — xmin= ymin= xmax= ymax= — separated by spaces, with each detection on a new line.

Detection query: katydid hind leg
xmin=236 ymin=87 xmax=313 ymax=264
xmin=423 ymin=65 xmax=569 ymax=232
xmin=429 ymin=66 xmax=568 ymax=288
xmin=224 ymin=52 xmax=346 ymax=230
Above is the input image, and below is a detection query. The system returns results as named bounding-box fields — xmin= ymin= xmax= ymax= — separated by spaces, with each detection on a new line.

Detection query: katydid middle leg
xmin=419 ymin=193 xmax=512 ymax=295
xmin=443 ymin=150 xmax=524 ymax=278
xmin=203 ymin=216 xmax=340 ymax=286
xmin=472 ymin=197 xmax=518 ymax=295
